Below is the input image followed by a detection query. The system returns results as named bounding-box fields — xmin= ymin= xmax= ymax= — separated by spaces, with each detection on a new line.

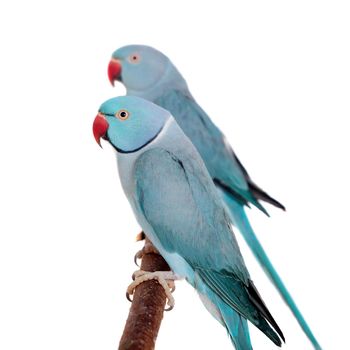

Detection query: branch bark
xmin=118 ymin=238 xmax=171 ymax=350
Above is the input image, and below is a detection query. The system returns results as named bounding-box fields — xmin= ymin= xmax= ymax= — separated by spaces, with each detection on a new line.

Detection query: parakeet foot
xmin=126 ymin=270 xmax=177 ymax=311
xmin=134 ymin=241 xmax=159 ymax=266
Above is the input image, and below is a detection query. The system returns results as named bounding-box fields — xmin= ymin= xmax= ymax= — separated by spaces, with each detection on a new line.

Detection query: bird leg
xmin=134 ymin=239 xmax=159 ymax=266
xmin=126 ymin=270 xmax=178 ymax=311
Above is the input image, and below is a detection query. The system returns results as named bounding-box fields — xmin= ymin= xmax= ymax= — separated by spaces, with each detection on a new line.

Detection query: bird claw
xmin=126 ymin=270 xmax=177 ymax=311
xmin=126 ymin=291 xmax=133 ymax=302
xmin=165 ymin=304 xmax=174 ymax=311
xmin=133 ymin=241 xmax=160 ymax=266
xmin=135 ymin=231 xmax=146 ymax=242
xmin=133 ymin=250 xmax=144 ymax=267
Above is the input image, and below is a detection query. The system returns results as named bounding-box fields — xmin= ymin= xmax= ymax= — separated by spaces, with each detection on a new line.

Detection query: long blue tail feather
xmin=219 ymin=189 xmax=322 ymax=350
xmin=222 ymin=306 xmax=253 ymax=350
xmin=206 ymin=288 xmax=253 ymax=350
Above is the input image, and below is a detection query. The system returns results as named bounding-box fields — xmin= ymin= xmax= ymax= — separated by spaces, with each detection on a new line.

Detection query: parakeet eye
xmin=116 ymin=109 xmax=130 ymax=120
xmin=128 ymin=53 xmax=141 ymax=64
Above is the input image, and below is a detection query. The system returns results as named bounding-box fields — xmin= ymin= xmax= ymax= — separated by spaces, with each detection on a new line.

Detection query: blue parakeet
xmin=107 ymin=45 xmax=321 ymax=350
xmin=93 ymin=96 xmax=285 ymax=349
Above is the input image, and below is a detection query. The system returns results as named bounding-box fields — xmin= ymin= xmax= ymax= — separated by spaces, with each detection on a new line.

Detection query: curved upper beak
xmin=108 ymin=58 xmax=122 ymax=86
xmin=93 ymin=113 xmax=109 ymax=147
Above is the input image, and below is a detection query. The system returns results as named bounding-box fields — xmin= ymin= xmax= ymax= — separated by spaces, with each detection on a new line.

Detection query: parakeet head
xmin=93 ymin=96 xmax=170 ymax=153
xmin=108 ymin=45 xmax=186 ymax=96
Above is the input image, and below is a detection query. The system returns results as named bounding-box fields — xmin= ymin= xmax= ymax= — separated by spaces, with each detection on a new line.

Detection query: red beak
xmin=93 ymin=113 xmax=109 ymax=147
xmin=108 ymin=58 xmax=122 ymax=86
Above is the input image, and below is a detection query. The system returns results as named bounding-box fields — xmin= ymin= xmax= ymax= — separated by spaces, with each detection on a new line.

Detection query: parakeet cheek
xmin=122 ymin=62 xmax=166 ymax=91
xmin=106 ymin=118 xmax=165 ymax=154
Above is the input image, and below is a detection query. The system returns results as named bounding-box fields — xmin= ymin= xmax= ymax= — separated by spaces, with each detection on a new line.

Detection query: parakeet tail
xmin=199 ymin=288 xmax=253 ymax=350
xmin=221 ymin=189 xmax=322 ymax=350
xmin=223 ymin=306 xmax=253 ymax=350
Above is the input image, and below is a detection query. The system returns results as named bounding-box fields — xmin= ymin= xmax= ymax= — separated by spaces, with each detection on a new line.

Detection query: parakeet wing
xmin=134 ymin=147 xmax=283 ymax=345
xmin=155 ymin=90 xmax=284 ymax=213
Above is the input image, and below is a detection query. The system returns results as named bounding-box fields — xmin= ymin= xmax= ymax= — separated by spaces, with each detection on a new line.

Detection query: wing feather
xmin=134 ymin=147 xmax=283 ymax=345
xmin=155 ymin=90 xmax=284 ymax=212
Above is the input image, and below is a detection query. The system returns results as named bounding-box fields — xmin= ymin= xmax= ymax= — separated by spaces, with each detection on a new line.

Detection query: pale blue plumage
xmin=198 ymin=285 xmax=252 ymax=350
xmin=109 ymin=45 xmax=321 ymax=349
xmin=99 ymin=96 xmax=167 ymax=153
xmin=154 ymin=89 xmax=266 ymax=212
xmin=95 ymin=96 xmax=285 ymax=348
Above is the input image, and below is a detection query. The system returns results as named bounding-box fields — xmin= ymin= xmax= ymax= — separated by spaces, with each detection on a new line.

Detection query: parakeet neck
xmin=126 ymin=63 xmax=189 ymax=101
xmin=116 ymin=117 xmax=177 ymax=202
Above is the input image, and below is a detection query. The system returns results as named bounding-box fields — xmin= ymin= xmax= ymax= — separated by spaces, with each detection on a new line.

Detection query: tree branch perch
xmin=119 ymin=238 xmax=171 ymax=350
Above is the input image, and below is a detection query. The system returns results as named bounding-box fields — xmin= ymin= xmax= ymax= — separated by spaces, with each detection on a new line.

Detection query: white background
xmin=1 ymin=1 xmax=349 ymax=349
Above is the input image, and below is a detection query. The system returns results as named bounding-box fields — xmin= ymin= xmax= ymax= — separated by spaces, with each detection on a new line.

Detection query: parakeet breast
xmin=116 ymin=117 xmax=195 ymax=281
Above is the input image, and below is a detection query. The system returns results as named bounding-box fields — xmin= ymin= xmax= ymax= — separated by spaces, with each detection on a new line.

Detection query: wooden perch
xmin=119 ymin=238 xmax=171 ymax=350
